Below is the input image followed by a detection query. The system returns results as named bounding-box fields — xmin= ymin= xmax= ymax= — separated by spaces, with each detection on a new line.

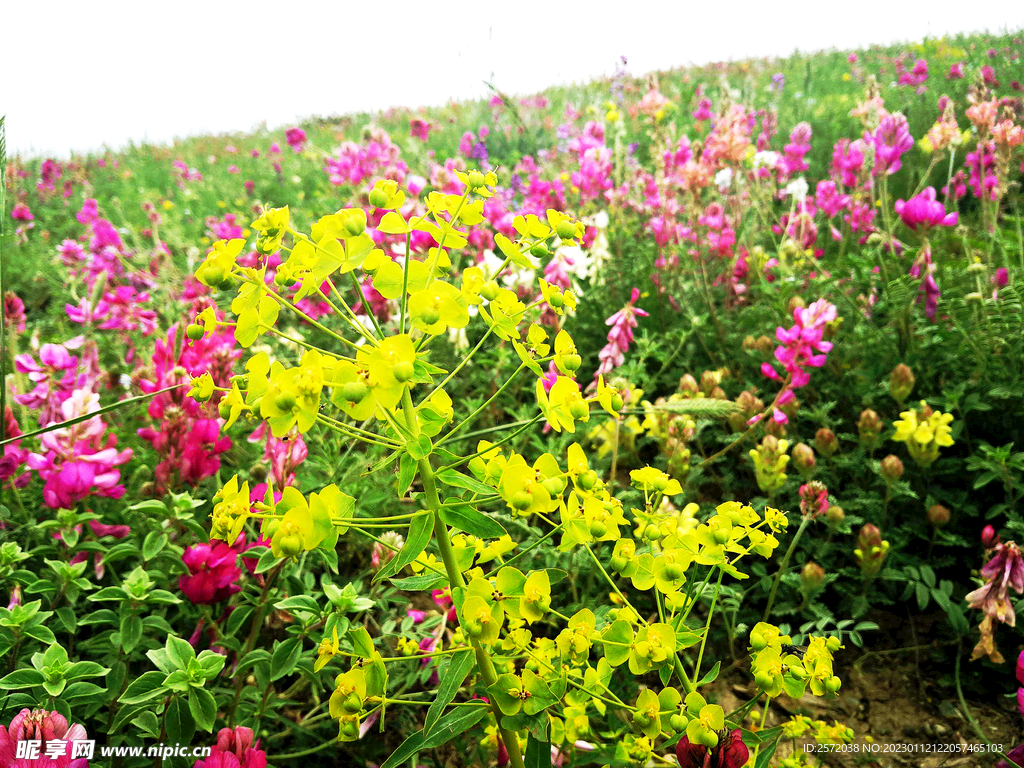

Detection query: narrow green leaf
xmin=424 ymin=649 xmax=476 ymax=736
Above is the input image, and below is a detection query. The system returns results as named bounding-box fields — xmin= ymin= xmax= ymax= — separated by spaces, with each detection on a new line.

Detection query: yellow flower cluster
xmin=891 ymin=401 xmax=954 ymax=467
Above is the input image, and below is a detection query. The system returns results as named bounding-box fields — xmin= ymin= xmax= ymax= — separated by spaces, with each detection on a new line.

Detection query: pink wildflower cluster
xmin=759 ymin=300 xmax=837 ymax=425
xmin=0 ymin=709 xmax=90 ymax=768
xmin=26 ymin=389 xmax=133 ymax=509
xmin=593 ymin=288 xmax=648 ymax=382
xmin=137 ymin=325 xmax=238 ymax=495
xmin=324 ymin=127 xmax=407 ymax=187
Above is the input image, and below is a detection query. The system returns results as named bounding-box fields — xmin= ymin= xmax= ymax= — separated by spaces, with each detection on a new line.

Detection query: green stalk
xmin=401 ymin=390 xmax=526 ymax=768
xmin=761 ymin=515 xmax=811 ymax=623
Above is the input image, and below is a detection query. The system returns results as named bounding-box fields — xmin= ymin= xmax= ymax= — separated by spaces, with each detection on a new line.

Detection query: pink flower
xmin=407 ymin=609 xmax=426 ymax=623
xmin=894 ymin=187 xmax=958 ymax=230
xmin=195 ymin=727 xmax=267 ymax=768
xmin=284 ymin=127 xmax=306 ymax=153
xmin=0 ymin=708 xmax=90 ymax=767
xmin=948 ymin=62 xmax=965 ymax=79
xmin=868 ymin=113 xmax=914 ymax=176
xmin=966 ymin=542 xmax=1024 ymax=626
xmin=592 ymin=288 xmax=648 ymax=383
xmin=11 ymin=203 xmax=33 ymax=222
xmin=4 ymin=292 xmax=26 ymax=334
xmin=179 ymin=540 xmax=243 ymax=605
xmin=409 ymin=118 xmax=431 ymax=142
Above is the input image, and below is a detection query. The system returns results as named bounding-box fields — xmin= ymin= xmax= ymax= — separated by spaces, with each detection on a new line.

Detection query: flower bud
xmin=814 ymin=428 xmax=838 ymax=457
xmin=787 ymin=295 xmax=807 ymax=315
xmin=186 ymin=323 xmax=205 ymax=340
xmin=755 ymin=335 xmax=774 ymax=355
xmin=801 ymin=562 xmax=826 ymax=593
xmin=889 ymin=364 xmax=915 ymax=405
xmin=855 ymin=524 xmax=889 ymax=577
xmin=799 ymin=481 xmax=829 ymax=519
xmin=792 ymin=443 xmax=816 ymax=479
xmin=927 ymin=504 xmax=950 ymax=527
xmin=368 ymin=188 xmax=389 ymax=208
xmin=857 ymin=409 xmax=883 ymax=450
xmin=880 ymin=454 xmax=904 ymax=482
xmin=826 ymin=504 xmax=845 ymax=529
xmin=679 ymin=374 xmax=699 ymax=396
xmin=981 ymin=524 xmax=1000 ymax=549
xmin=742 ymin=335 xmax=757 ymax=351
xmin=556 ymin=219 xmax=577 ymax=241
xmin=480 ymin=280 xmax=500 ymax=302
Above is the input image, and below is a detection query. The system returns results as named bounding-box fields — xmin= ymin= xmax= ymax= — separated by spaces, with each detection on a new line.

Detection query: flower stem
xmin=762 ymin=515 xmax=810 ymax=623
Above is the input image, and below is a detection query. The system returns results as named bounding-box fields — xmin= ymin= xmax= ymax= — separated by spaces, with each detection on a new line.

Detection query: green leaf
xmin=380 ymin=706 xmax=489 ymax=768
xmin=166 ymin=635 xmax=197 ymax=670
xmin=189 ymin=687 xmax=218 ymax=732
xmin=915 ymin=582 xmax=929 ymax=612
xmin=919 ymin=565 xmax=936 ymax=588
xmin=120 ymin=612 xmax=143 ymax=653
xmin=436 ymin=468 xmax=494 ymax=496
xmin=525 ymin=733 xmax=552 ymax=768
xmin=224 ymin=605 xmax=255 ymax=638
xmin=407 ymin=434 xmax=432 ymax=461
xmin=142 ymin=532 xmax=169 ymax=561
xmin=62 ymin=681 xmax=107 ymax=700
xmin=118 ymin=670 xmax=167 ymax=705
xmin=270 ymin=638 xmax=302 ymax=681
xmin=375 ymin=512 xmax=432 ymax=584
xmin=696 ymin=661 xmax=721 ymax=687
xmin=391 ymin=573 xmax=448 ymax=591
xmin=753 ymin=734 xmax=780 ymax=768
xmin=165 ymin=696 xmax=196 ymax=746
xmin=65 ymin=661 xmax=110 ymax=681
xmin=131 ymin=710 xmax=161 ymax=738
xmin=424 ymin=649 xmax=476 ymax=736
xmin=439 ymin=504 xmax=507 ymax=539
xmin=0 ymin=668 xmax=44 ymax=690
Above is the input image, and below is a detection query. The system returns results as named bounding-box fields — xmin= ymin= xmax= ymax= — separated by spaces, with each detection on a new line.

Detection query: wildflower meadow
xmin=4 ymin=29 xmax=1024 ymax=768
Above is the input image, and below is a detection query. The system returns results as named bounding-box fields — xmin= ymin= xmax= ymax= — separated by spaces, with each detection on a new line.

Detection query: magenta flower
xmin=179 ymin=540 xmax=243 ymax=605
xmin=894 ymin=187 xmax=958 ymax=230
xmin=948 ymin=62 xmax=965 ymax=79
xmin=0 ymin=708 xmax=90 ymax=767
xmin=868 ymin=113 xmax=914 ymax=176
xmin=676 ymin=729 xmax=748 ymax=768
xmin=195 ymin=727 xmax=267 ymax=768
xmin=11 ymin=203 xmax=33 ymax=222
xmin=409 ymin=118 xmax=431 ymax=142
xmin=284 ymin=127 xmax=306 ymax=153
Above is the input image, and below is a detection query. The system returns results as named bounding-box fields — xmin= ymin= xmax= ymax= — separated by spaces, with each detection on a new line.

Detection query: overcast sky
xmin=4 ymin=1 xmax=1022 ymax=157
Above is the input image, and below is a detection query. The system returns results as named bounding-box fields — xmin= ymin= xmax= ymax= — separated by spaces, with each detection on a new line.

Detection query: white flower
xmin=784 ymin=177 xmax=809 ymax=202
xmin=714 ymin=168 xmax=734 ymax=191
xmin=753 ymin=151 xmax=781 ymax=169
xmin=589 ymin=210 xmax=610 ymax=229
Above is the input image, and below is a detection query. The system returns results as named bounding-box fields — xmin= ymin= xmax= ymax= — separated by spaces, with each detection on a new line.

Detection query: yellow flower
xmin=892 ymin=401 xmax=954 ymax=466
xmin=357 ymin=334 xmax=417 ymax=409
xmin=314 ymin=627 xmax=341 ymax=672
xmin=195 ymin=239 xmax=245 ymax=288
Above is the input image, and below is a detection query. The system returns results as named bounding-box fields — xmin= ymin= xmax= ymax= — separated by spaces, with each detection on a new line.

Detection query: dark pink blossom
xmin=894 ymin=187 xmax=958 ymax=230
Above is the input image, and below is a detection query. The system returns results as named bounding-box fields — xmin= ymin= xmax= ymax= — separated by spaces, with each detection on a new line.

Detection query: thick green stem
xmin=762 ymin=516 xmax=810 ymax=623
xmin=401 ymin=390 xmax=526 ymax=768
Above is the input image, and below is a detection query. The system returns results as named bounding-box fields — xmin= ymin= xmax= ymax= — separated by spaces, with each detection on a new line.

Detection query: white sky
xmin=4 ymin=0 xmax=1022 ymax=158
